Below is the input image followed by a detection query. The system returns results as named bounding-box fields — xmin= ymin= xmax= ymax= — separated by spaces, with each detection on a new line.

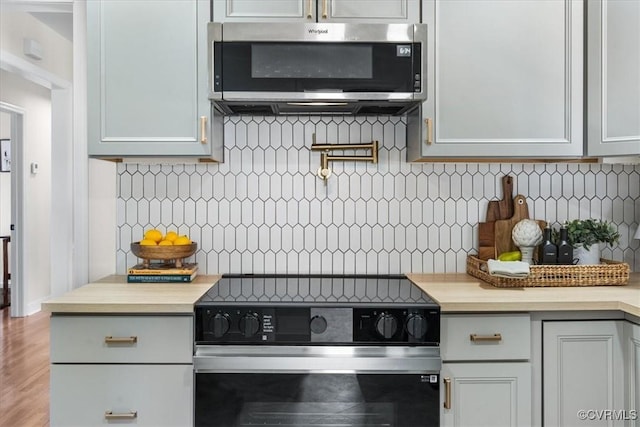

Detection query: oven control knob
xmin=310 ymin=315 xmax=328 ymax=334
xmin=239 ymin=313 xmax=260 ymax=338
xmin=405 ymin=314 xmax=428 ymax=339
xmin=210 ymin=313 xmax=230 ymax=338
xmin=375 ymin=313 xmax=398 ymax=339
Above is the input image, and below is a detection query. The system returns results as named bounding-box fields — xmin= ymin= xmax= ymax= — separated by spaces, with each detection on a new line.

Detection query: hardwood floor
xmin=0 ymin=308 xmax=50 ymax=427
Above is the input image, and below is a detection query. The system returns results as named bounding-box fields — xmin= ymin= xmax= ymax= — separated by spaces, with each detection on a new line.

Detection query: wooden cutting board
xmin=477 ymin=176 xmax=514 ymax=260
xmin=498 ymin=176 xmax=514 ymax=219
xmin=478 ymin=202 xmax=499 ymax=260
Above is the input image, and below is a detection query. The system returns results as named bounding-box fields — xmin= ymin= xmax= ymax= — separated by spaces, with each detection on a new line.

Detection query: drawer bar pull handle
xmin=104 ymin=411 xmax=137 ymax=420
xmin=470 ymin=333 xmax=502 ymax=342
xmin=104 ymin=336 xmax=138 ymax=344
xmin=443 ymin=377 xmax=452 ymax=409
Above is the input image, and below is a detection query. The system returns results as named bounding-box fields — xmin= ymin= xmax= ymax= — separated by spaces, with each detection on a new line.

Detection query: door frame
xmin=0 ymin=102 xmax=25 ymax=317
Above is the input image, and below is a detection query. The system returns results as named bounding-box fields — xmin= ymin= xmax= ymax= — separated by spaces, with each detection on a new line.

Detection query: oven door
xmin=194 ymin=346 xmax=440 ymax=427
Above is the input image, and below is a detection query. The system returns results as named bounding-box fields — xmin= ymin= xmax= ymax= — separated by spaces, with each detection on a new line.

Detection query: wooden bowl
xmin=130 ymin=242 xmax=197 ymax=268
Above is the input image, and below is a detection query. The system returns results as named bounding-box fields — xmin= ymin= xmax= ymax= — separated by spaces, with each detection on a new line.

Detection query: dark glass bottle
xmin=557 ymin=223 xmax=574 ymax=265
xmin=537 ymin=225 xmax=558 ymax=264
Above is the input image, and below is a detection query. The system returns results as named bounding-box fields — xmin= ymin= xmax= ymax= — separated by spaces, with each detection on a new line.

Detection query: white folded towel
xmin=486 ymin=259 xmax=530 ymax=279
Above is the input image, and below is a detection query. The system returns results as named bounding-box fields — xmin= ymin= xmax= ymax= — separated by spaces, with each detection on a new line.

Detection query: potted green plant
xmin=563 ymin=219 xmax=620 ymax=264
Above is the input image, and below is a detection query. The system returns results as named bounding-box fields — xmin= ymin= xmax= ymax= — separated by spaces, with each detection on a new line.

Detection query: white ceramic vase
xmin=574 ymin=243 xmax=602 ymax=265
xmin=518 ymin=246 xmax=535 ymax=265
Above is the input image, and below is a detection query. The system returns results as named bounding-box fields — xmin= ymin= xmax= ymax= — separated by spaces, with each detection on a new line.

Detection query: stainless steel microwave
xmin=208 ymin=22 xmax=427 ymax=115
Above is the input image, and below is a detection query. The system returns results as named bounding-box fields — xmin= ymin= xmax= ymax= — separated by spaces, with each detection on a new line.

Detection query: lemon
xmin=144 ymin=229 xmax=163 ymax=243
xmin=158 ymin=240 xmax=173 ymax=246
xmin=164 ymin=231 xmax=178 ymax=242
xmin=173 ymin=235 xmax=191 ymax=245
xmin=498 ymin=251 xmax=522 ymax=261
xmin=139 ymin=239 xmax=157 ymax=246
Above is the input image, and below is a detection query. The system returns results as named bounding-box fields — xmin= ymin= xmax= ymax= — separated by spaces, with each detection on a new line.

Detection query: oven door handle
xmin=194 ymin=346 xmax=441 ymax=374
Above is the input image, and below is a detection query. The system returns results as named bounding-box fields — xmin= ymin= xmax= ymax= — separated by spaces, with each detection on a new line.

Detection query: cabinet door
xmin=627 ymin=322 xmax=640 ymax=427
xmin=409 ymin=0 xmax=583 ymax=160
xmin=213 ymin=0 xmax=419 ymax=23
xmin=324 ymin=0 xmax=420 ymax=23
xmin=587 ymin=0 xmax=640 ymax=156
xmin=213 ymin=0 xmax=309 ymax=22
xmin=50 ymin=364 xmax=193 ymax=427
xmin=441 ymin=362 xmax=532 ymax=427
xmin=88 ymin=0 xmax=222 ymax=159
xmin=543 ymin=320 xmax=625 ymax=427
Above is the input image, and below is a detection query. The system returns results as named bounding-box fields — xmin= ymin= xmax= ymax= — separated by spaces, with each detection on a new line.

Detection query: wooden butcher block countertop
xmin=41 ymin=273 xmax=640 ymax=317
xmin=407 ymin=273 xmax=640 ymax=316
xmin=41 ymin=275 xmax=221 ymax=314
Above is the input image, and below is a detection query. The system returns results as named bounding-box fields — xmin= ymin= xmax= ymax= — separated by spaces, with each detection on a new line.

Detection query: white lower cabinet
xmin=441 ymin=362 xmax=532 ymax=427
xmin=49 ymin=314 xmax=194 ymax=427
xmin=543 ymin=320 xmax=625 ymax=427
xmin=50 ymin=364 xmax=193 ymax=427
xmin=625 ymin=321 xmax=640 ymax=427
xmin=440 ymin=314 xmax=532 ymax=427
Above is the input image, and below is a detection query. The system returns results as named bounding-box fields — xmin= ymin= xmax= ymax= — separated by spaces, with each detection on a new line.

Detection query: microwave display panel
xmin=251 ymin=44 xmax=372 ymax=79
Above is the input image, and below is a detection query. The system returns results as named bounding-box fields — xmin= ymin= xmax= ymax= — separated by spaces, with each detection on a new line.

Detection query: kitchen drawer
xmin=50 ymin=315 xmax=192 ymax=363
xmin=50 ymin=364 xmax=193 ymax=427
xmin=441 ymin=313 xmax=531 ymax=361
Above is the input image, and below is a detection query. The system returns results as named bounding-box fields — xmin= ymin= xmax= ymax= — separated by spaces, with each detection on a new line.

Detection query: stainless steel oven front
xmin=193 ymin=275 xmax=441 ymax=427
xmin=194 ymin=346 xmax=440 ymax=427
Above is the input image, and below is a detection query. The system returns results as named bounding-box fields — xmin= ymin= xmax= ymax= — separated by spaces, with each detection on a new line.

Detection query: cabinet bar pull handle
xmin=424 ymin=118 xmax=433 ymax=145
xmin=105 ymin=411 xmax=137 ymax=420
xmin=321 ymin=0 xmax=328 ymax=19
xmin=307 ymin=0 xmax=313 ymax=19
xmin=470 ymin=333 xmax=502 ymax=342
xmin=443 ymin=377 xmax=451 ymax=409
xmin=104 ymin=336 xmax=137 ymax=344
xmin=200 ymin=116 xmax=208 ymax=144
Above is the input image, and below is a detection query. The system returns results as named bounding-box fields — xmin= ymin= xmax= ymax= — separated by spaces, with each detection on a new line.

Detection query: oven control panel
xmin=195 ymin=306 xmax=440 ymax=345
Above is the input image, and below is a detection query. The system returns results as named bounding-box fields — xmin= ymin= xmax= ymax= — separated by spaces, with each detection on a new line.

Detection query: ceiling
xmin=1 ymin=1 xmax=73 ymax=42
xmin=30 ymin=11 xmax=72 ymax=41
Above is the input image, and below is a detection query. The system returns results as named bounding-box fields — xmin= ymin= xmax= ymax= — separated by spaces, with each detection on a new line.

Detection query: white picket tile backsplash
xmin=117 ymin=116 xmax=640 ymax=274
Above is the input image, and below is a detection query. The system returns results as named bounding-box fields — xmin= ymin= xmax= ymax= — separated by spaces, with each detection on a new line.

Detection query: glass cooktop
xmin=196 ymin=274 xmax=437 ymax=307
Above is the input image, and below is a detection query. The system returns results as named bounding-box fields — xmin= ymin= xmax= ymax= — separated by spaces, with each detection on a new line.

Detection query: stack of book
xmin=127 ymin=263 xmax=198 ymax=283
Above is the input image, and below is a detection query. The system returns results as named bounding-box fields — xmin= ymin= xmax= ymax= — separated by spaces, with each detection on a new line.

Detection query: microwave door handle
xmin=302 ymin=89 xmax=344 ymax=93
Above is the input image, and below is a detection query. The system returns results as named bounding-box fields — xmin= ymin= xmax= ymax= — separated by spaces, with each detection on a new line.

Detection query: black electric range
xmin=194 ymin=274 xmax=440 ymax=346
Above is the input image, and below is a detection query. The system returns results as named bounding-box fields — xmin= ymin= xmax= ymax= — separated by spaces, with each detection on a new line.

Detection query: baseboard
xmin=26 ymin=295 xmax=50 ymax=316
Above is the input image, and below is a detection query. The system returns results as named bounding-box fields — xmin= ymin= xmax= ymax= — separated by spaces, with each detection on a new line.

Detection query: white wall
xmin=0 ymin=70 xmax=52 ymax=308
xmin=0 ymin=7 xmax=73 ymax=312
xmin=0 ymin=9 xmax=72 ymax=82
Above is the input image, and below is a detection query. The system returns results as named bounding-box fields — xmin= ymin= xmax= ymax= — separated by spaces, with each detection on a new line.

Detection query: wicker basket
xmin=466 ymin=255 xmax=629 ymax=288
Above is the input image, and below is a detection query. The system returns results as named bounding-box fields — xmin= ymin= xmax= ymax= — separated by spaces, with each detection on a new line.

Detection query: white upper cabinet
xmin=87 ymin=0 xmax=223 ymax=159
xmin=212 ymin=0 xmax=420 ymax=23
xmin=587 ymin=0 xmax=640 ymax=157
xmin=408 ymin=0 xmax=584 ymax=160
